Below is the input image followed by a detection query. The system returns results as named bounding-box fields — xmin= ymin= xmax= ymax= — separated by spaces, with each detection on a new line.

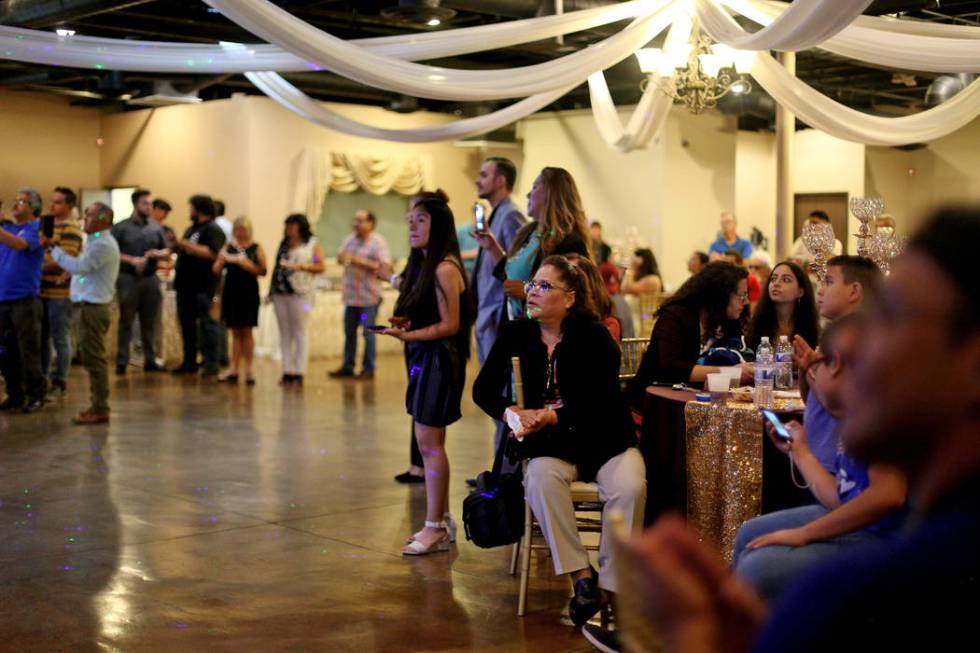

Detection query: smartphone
xmin=762 ymin=409 xmax=792 ymax=441
xmin=363 ymin=324 xmax=387 ymax=332
xmin=473 ymin=202 xmax=486 ymax=233
xmin=42 ymin=214 xmax=55 ymax=239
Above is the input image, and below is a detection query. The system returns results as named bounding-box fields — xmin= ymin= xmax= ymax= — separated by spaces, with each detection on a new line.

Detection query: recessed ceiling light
xmin=426 ymin=18 xmax=441 ymax=26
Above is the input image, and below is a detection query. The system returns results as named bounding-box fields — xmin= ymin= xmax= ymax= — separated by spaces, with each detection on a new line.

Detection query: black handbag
xmin=462 ymin=438 xmax=525 ymax=548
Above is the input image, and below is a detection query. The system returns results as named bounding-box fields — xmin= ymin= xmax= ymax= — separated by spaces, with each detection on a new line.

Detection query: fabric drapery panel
xmin=694 ymin=0 xmax=872 ymax=51
xmin=290 ymin=148 xmax=426 ymax=219
xmin=751 ymin=52 xmax=980 ymax=145
xmin=204 ymin=0 xmax=679 ymax=101
xmin=0 ymin=1 xmax=658 ymax=73
xmin=247 ymin=72 xmax=573 ymax=143
xmin=728 ymin=0 xmax=980 ymax=72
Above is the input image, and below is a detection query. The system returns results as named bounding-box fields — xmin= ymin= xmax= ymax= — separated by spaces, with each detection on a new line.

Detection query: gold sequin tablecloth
xmin=685 ymin=400 xmax=765 ymax=562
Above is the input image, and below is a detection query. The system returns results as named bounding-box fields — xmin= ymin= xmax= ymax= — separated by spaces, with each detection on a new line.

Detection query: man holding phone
xmin=731 ymin=315 xmax=907 ymax=600
xmin=39 ymin=187 xmax=84 ymax=397
xmin=0 ymin=187 xmax=47 ymax=413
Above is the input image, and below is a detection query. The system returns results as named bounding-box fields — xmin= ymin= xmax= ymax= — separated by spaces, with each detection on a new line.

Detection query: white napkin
xmin=504 ymin=407 xmax=525 ymax=441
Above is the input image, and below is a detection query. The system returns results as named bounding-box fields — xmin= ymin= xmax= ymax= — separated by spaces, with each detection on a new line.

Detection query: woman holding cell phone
xmin=379 ymin=190 xmax=471 ymax=556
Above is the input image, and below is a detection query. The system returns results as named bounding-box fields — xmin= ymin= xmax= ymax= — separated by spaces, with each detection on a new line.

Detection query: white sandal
xmin=401 ymin=521 xmax=450 ymax=556
xmin=406 ymin=513 xmax=457 ymax=545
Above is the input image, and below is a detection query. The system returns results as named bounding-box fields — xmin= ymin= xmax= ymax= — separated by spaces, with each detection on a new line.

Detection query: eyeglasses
xmin=524 ymin=280 xmax=571 ymax=295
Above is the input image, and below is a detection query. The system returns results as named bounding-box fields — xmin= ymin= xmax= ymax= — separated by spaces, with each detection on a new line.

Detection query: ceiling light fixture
xmin=427 ymin=18 xmax=441 ymax=26
xmin=55 ymin=28 xmax=76 ymax=37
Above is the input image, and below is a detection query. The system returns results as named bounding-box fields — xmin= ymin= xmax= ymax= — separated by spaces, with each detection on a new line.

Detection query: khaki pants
xmin=525 ymin=448 xmax=647 ymax=593
xmin=78 ymin=302 xmax=111 ymax=415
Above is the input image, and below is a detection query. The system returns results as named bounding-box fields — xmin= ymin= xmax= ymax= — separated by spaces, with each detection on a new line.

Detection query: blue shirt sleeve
xmin=23 ymin=220 xmax=42 ymax=251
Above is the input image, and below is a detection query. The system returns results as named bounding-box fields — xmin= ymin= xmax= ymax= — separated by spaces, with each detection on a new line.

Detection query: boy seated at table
xmin=731 ymin=314 xmax=907 ymax=600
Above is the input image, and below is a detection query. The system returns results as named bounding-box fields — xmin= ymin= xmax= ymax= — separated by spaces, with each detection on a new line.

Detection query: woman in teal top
xmin=475 ymin=166 xmax=593 ymax=321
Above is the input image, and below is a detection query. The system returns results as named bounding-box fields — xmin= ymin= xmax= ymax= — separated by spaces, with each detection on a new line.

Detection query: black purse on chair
xmin=462 ymin=355 xmax=527 ymax=548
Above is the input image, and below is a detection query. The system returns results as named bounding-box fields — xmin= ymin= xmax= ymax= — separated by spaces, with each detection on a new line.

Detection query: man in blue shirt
xmin=0 ymin=187 xmax=47 ymax=413
xmin=43 ymin=202 xmax=120 ymax=425
xmin=708 ymin=212 xmax=753 ymax=260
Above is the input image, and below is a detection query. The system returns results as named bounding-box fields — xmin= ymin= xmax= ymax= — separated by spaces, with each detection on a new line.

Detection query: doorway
xmin=794 ymin=192 xmax=849 ymax=254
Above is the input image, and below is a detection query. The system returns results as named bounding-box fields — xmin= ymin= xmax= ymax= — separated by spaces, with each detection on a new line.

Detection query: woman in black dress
xmin=213 ymin=216 xmax=267 ymax=384
xmin=381 ymin=190 xmax=470 ymax=556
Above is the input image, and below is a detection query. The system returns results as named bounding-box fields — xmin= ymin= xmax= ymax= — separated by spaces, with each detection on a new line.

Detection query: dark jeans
xmin=342 ymin=304 xmax=378 ymax=373
xmin=176 ymin=290 xmax=220 ymax=371
xmin=117 ymin=273 xmax=161 ymax=367
xmin=0 ymin=296 xmax=47 ymax=402
xmin=41 ymin=297 xmax=73 ymax=384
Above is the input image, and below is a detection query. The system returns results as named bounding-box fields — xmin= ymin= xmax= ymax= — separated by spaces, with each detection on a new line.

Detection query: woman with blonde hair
xmin=474 ymin=166 xmax=592 ymax=320
xmin=213 ymin=216 xmax=267 ymax=384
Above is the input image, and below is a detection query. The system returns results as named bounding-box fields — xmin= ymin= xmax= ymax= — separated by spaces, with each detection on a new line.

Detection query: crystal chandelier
xmin=635 ymin=18 xmax=755 ymax=115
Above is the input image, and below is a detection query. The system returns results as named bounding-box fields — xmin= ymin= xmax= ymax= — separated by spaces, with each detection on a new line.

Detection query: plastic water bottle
xmin=775 ymin=335 xmax=793 ymax=390
xmin=755 ymin=337 xmax=774 ymax=408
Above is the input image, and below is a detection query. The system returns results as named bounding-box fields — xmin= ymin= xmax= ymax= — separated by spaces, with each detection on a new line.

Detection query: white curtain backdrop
xmin=752 ymin=52 xmax=980 ymax=145
xmin=0 ymin=0 xmax=658 ymax=73
xmin=694 ymin=0 xmax=872 ymax=51
xmin=726 ymin=0 xmax=980 ymax=72
xmin=248 ymin=71 xmax=573 ymax=142
xmin=203 ymin=0 xmax=679 ymax=101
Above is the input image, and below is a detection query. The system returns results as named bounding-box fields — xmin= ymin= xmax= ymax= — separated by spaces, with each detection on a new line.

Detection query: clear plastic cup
xmin=706 ymin=373 xmax=730 ymax=405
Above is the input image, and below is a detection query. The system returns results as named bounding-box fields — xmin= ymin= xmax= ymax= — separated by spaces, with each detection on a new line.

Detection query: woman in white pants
xmin=473 ymin=254 xmax=647 ymax=639
xmin=268 ymin=214 xmax=325 ymax=386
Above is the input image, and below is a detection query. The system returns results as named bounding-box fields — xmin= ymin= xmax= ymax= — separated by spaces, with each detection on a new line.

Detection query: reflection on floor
xmin=0 ymin=354 xmax=597 ymax=652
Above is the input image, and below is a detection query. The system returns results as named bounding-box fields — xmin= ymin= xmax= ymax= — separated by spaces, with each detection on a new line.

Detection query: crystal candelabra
xmin=801 ymin=221 xmax=836 ymax=281
xmin=849 ymin=197 xmax=886 ymax=258
xmin=868 ymin=231 xmax=905 ymax=275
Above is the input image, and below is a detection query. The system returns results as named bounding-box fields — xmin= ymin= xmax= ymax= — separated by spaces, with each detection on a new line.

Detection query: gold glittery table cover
xmin=685 ymin=399 xmax=766 ymax=562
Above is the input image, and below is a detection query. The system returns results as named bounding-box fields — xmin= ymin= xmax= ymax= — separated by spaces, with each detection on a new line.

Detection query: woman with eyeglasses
xmin=473 ymin=254 xmax=646 ymax=629
xmin=745 ymin=260 xmax=820 ymax=353
xmin=628 ymin=261 xmax=753 ymax=409
xmin=472 ymin=167 xmax=592 ymax=321
xmin=380 ymin=190 xmax=471 ymax=557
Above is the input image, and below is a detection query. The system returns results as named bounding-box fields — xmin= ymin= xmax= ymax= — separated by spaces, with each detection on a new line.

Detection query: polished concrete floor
xmin=0 ymin=354 xmax=598 ymax=652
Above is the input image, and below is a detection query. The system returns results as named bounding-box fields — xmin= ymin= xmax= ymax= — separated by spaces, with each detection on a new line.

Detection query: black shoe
xmin=394 ymin=471 xmax=425 ymax=484
xmin=356 ymin=370 xmax=374 ymax=380
xmin=144 ymin=363 xmax=164 ymax=373
xmin=328 ymin=368 xmax=354 ymax=379
xmin=292 ymin=375 xmax=303 ymax=386
xmin=171 ymin=365 xmax=198 ymax=375
xmin=582 ymin=624 xmax=621 ymax=653
xmin=22 ymin=399 xmax=43 ymax=414
xmin=115 ymin=364 xmax=127 ymax=374
xmin=201 ymin=367 xmax=220 ymax=378
xmin=465 ymin=478 xmax=478 ymax=488
xmin=569 ymin=567 xmax=601 ymax=626
xmin=278 ymin=374 xmax=293 ymax=386
xmin=0 ymin=397 xmax=25 ymax=411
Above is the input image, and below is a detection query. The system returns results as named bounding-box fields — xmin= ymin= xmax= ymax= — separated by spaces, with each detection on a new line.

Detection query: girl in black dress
xmin=213 ymin=217 xmax=267 ymax=384
xmin=381 ymin=190 xmax=470 ymax=556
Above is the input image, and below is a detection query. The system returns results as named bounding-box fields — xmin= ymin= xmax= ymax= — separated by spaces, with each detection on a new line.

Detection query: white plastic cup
xmin=721 ymin=366 xmax=743 ymax=387
xmin=706 ymin=373 xmax=730 ymax=405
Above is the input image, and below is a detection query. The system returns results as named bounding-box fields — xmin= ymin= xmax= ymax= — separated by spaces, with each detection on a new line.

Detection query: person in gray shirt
xmin=110 ymin=188 xmax=169 ymax=374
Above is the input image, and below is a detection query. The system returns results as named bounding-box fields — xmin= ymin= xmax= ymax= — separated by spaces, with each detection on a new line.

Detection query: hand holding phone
xmin=363 ymin=324 xmax=387 ymax=332
xmin=762 ymin=409 xmax=792 ymax=441
xmin=473 ymin=202 xmax=486 ymax=233
xmin=42 ymin=214 xmax=55 ymax=239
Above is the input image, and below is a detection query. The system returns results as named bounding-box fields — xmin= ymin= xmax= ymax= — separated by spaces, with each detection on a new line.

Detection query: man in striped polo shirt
xmin=40 ymin=187 xmax=84 ymax=397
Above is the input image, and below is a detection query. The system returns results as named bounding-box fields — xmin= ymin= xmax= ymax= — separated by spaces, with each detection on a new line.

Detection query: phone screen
xmin=364 ymin=325 xmax=387 ymax=332
xmin=762 ymin=409 xmax=792 ymax=441
xmin=474 ymin=202 xmax=486 ymax=233
xmin=42 ymin=214 xmax=55 ymax=239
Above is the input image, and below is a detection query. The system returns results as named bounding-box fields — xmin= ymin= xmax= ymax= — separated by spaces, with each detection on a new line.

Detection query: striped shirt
xmin=41 ymin=220 xmax=84 ymax=300
xmin=339 ymin=232 xmax=390 ymax=307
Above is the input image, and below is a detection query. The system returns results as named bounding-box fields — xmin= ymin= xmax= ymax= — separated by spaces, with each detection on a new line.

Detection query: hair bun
xmin=432 ymin=188 xmax=450 ymax=203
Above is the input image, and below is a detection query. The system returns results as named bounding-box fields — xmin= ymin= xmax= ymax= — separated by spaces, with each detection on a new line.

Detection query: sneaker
xmin=143 ymin=362 xmax=164 ymax=373
xmin=582 ymin=624 xmax=621 ymax=653
xmin=328 ymin=368 xmax=354 ymax=379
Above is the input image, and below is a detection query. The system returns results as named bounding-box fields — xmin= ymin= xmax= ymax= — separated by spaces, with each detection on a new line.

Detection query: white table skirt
xmin=255 ymin=289 xmax=403 ymax=361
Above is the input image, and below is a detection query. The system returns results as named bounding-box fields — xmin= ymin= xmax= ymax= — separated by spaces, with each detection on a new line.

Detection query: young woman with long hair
xmin=381 ymin=190 xmax=471 ymax=556
xmin=745 ymin=260 xmax=820 ymax=352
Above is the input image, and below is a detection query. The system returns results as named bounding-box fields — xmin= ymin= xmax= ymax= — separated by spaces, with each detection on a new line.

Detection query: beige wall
xmin=518 ymin=106 xmax=735 ymax=290
xmin=0 ymin=89 xmax=102 ymax=214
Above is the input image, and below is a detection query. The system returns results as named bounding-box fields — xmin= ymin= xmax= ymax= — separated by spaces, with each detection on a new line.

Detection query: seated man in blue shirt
xmin=732 ymin=314 xmax=907 ymax=600
xmin=0 ymin=187 xmax=47 ymax=413
xmin=708 ymin=212 xmax=752 ymax=261
xmin=41 ymin=203 xmax=120 ymax=425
